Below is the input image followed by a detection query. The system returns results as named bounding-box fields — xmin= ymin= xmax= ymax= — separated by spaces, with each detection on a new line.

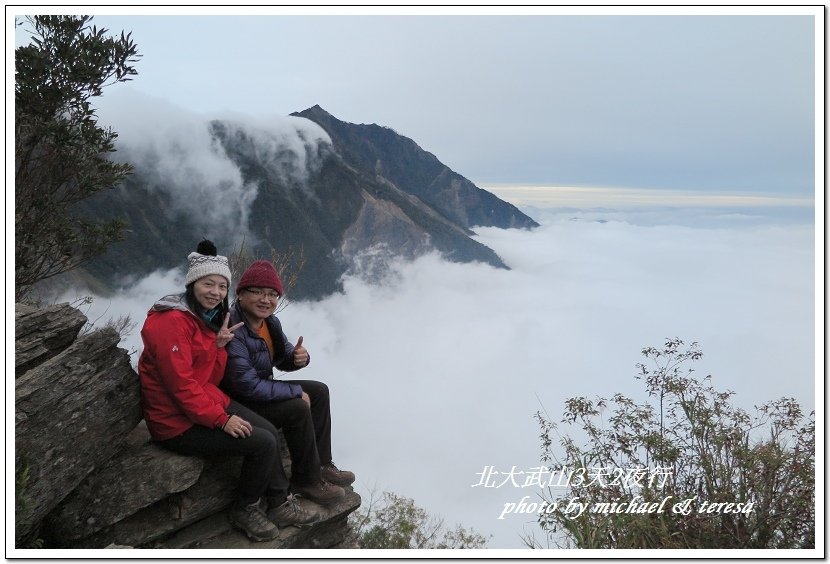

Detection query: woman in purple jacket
xmin=223 ymin=260 xmax=355 ymax=507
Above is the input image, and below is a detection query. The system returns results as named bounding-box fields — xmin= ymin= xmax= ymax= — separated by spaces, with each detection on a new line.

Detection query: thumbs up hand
xmin=293 ymin=335 xmax=309 ymax=367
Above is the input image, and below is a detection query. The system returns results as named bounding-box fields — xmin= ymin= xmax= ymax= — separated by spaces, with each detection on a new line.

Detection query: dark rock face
xmin=15 ymin=307 xmax=142 ymax=544
xmin=15 ymin=302 xmax=86 ymax=378
xmin=14 ymin=303 xmax=361 ymax=549
xmin=75 ymin=458 xmax=244 ymax=549
xmin=66 ymin=106 xmax=536 ymax=301
xmin=43 ymin=422 xmax=205 ymax=545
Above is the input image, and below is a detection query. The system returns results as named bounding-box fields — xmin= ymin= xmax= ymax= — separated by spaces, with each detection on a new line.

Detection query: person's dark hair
xmin=184 ymin=239 xmax=229 ymax=332
xmin=185 ymin=283 xmax=229 ymax=332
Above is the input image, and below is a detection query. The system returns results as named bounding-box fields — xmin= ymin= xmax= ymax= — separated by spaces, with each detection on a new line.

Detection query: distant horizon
xmin=482 ymin=183 xmax=816 ymax=210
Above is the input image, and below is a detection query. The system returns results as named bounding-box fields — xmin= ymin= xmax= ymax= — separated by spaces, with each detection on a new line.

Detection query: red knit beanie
xmin=237 ymin=260 xmax=284 ymax=297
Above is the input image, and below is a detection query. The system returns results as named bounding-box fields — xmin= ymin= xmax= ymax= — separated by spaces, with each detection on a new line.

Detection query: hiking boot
xmin=229 ymin=500 xmax=280 ymax=542
xmin=322 ymin=462 xmax=355 ymax=487
xmin=292 ymin=479 xmax=346 ymax=505
xmin=267 ymin=495 xmax=321 ymax=528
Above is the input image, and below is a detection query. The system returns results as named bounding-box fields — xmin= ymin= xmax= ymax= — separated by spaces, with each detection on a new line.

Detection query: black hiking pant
xmin=157 ymin=400 xmax=289 ymax=509
xmin=244 ymin=379 xmax=334 ymax=487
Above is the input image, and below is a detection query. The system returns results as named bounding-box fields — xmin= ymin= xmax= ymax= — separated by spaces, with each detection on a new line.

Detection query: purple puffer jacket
xmin=222 ymin=301 xmax=306 ymax=402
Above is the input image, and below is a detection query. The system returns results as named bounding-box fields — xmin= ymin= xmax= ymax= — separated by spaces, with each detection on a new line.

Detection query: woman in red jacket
xmin=138 ymin=241 xmax=317 ymax=542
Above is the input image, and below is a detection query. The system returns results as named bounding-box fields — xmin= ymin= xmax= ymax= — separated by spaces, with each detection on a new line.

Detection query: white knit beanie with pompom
xmin=184 ymin=240 xmax=232 ymax=286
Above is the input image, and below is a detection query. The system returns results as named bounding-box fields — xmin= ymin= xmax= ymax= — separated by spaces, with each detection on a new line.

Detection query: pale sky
xmin=12 ymin=6 xmax=820 ymax=196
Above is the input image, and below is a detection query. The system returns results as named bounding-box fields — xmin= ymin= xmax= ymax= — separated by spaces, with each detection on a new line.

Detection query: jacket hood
xmin=149 ymin=293 xmax=192 ymax=314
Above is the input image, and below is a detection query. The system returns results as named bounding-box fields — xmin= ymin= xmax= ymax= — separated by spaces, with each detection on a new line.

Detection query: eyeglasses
xmin=245 ymin=288 xmax=280 ymax=301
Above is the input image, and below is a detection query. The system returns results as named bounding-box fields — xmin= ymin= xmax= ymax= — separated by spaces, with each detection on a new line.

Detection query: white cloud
xmin=97 ymin=90 xmax=253 ymax=239
xmin=212 ymin=111 xmax=332 ymax=191
xmin=95 ymin=90 xmax=332 ymax=244
xmin=274 ymin=209 xmax=816 ymax=547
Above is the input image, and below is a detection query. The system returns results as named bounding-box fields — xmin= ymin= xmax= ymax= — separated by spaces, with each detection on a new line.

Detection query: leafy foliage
xmin=527 ymin=338 xmax=814 ymax=549
xmin=15 ymin=15 xmax=140 ymax=301
xmin=349 ymin=491 xmax=489 ymax=549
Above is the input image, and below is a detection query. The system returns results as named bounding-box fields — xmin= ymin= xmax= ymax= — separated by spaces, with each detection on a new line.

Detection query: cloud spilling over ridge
xmin=65 ymin=206 xmax=815 ymax=547
xmin=212 ymin=111 xmax=332 ymax=195
xmin=95 ymin=89 xmax=332 ymax=241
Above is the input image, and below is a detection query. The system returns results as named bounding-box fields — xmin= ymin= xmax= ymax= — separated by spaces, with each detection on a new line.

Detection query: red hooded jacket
xmin=138 ymin=294 xmax=231 ymax=440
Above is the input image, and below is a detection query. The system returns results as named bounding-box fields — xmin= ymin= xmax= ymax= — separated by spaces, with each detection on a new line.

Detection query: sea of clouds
xmin=61 ymin=198 xmax=816 ymax=548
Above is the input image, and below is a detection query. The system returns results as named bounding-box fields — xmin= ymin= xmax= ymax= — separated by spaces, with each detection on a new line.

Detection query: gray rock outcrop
xmin=15 ymin=302 xmax=87 ymax=377
xmin=15 ymin=312 xmax=141 ymax=543
xmin=15 ymin=302 xmax=360 ymax=549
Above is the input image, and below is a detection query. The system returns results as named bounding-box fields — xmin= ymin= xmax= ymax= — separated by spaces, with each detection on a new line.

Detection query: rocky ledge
xmin=15 ymin=302 xmax=360 ymax=549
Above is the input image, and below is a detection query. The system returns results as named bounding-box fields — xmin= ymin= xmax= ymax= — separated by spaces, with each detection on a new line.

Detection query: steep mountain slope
xmin=293 ymin=105 xmax=538 ymax=231
xmin=68 ymin=107 xmax=537 ymax=301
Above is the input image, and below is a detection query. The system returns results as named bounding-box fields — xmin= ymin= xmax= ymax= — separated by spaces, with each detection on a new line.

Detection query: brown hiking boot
xmin=322 ymin=462 xmax=355 ymax=487
xmin=229 ymin=500 xmax=280 ymax=541
xmin=291 ymin=479 xmax=346 ymax=506
xmin=267 ymin=495 xmax=320 ymax=528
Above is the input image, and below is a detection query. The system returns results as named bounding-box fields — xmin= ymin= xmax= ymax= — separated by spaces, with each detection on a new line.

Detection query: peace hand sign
xmin=216 ymin=313 xmax=244 ymax=348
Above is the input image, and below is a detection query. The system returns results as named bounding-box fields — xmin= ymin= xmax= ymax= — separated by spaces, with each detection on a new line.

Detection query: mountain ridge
xmin=61 ymin=106 xmax=538 ymax=301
